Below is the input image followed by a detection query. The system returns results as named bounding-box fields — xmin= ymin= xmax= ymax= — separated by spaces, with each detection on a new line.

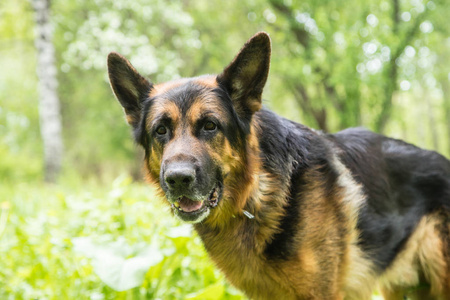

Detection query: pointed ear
xmin=217 ymin=32 xmax=271 ymax=118
xmin=107 ymin=52 xmax=153 ymax=128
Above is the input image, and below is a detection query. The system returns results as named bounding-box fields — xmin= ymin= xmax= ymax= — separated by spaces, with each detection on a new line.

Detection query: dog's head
xmin=107 ymin=32 xmax=271 ymax=224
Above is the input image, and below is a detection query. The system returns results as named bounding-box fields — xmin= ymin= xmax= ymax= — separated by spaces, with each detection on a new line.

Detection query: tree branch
xmin=290 ymin=81 xmax=329 ymax=132
xmin=269 ymin=0 xmax=309 ymax=48
xmin=375 ymin=5 xmax=428 ymax=132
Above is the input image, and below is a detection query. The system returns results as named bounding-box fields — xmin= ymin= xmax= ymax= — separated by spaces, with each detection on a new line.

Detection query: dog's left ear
xmin=217 ymin=32 xmax=271 ymax=119
xmin=107 ymin=52 xmax=153 ymax=129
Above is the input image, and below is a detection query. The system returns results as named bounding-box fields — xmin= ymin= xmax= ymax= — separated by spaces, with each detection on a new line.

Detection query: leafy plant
xmin=0 ymin=176 xmax=243 ymax=299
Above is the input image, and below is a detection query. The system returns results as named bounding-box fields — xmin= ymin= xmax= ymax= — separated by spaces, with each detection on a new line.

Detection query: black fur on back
xmin=256 ymin=109 xmax=450 ymax=271
xmin=330 ymin=128 xmax=450 ymax=270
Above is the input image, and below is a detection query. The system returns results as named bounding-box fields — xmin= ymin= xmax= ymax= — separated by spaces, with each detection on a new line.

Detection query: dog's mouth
xmin=170 ymin=183 xmax=222 ymax=223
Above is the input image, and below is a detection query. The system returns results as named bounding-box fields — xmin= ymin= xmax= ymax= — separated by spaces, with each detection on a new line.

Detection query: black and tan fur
xmin=107 ymin=32 xmax=450 ymax=299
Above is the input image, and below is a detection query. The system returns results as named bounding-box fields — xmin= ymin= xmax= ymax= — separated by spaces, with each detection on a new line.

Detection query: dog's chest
xmin=195 ymin=224 xmax=298 ymax=299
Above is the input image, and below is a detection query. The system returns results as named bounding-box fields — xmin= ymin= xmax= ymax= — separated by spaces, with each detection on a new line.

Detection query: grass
xmin=0 ymin=176 xmax=242 ymax=299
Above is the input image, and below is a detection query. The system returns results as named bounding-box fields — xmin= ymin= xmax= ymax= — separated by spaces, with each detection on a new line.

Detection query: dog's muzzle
xmin=162 ymin=161 xmax=222 ymax=223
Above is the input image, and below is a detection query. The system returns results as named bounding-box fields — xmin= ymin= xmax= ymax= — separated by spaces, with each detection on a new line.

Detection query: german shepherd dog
xmin=107 ymin=32 xmax=450 ymax=299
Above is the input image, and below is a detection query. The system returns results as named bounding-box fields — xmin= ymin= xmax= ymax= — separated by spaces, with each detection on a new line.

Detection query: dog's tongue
xmin=179 ymin=197 xmax=203 ymax=212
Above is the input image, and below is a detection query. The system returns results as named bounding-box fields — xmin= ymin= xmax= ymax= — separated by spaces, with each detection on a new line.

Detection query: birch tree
xmin=32 ymin=0 xmax=63 ymax=182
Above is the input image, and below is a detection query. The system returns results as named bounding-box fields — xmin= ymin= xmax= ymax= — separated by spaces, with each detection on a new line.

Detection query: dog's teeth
xmin=210 ymin=189 xmax=218 ymax=201
xmin=173 ymin=201 xmax=183 ymax=211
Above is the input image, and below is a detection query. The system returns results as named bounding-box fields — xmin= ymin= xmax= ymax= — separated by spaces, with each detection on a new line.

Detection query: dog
xmin=107 ymin=32 xmax=450 ymax=299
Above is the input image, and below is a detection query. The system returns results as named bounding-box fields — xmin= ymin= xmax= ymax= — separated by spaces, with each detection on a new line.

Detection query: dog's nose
xmin=164 ymin=164 xmax=195 ymax=190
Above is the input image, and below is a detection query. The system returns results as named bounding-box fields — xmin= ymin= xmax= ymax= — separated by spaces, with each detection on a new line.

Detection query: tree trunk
xmin=32 ymin=0 xmax=63 ymax=183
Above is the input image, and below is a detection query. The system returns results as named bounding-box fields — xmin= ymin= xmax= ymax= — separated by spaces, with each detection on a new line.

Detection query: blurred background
xmin=1 ymin=0 xmax=449 ymax=299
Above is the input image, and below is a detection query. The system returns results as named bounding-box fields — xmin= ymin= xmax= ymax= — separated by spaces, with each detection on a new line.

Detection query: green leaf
xmin=92 ymin=246 xmax=163 ymax=291
xmin=72 ymin=237 xmax=164 ymax=291
xmin=185 ymin=282 xmax=225 ymax=300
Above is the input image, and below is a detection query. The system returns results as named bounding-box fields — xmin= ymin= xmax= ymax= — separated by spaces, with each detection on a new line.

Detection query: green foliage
xmin=261 ymin=0 xmax=449 ymax=137
xmin=0 ymin=176 xmax=243 ymax=299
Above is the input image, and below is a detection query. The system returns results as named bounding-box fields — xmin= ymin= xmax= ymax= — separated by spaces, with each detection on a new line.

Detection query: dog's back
xmin=331 ymin=128 xmax=450 ymax=298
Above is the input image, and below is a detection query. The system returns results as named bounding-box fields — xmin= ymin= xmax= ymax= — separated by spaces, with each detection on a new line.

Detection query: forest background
xmin=1 ymin=0 xmax=449 ymax=298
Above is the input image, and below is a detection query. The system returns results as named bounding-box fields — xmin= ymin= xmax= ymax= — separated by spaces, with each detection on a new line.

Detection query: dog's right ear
xmin=107 ymin=52 xmax=153 ymax=128
xmin=217 ymin=32 xmax=271 ymax=120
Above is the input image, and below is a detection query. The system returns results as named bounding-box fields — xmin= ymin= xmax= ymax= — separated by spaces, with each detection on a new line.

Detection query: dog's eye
xmin=156 ymin=125 xmax=167 ymax=135
xmin=203 ymin=121 xmax=217 ymax=131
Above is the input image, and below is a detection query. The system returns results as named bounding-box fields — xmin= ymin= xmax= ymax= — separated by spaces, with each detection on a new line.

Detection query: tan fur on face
xmin=186 ymin=96 xmax=229 ymax=125
xmin=146 ymin=99 xmax=180 ymax=129
xmin=149 ymin=75 xmax=218 ymax=99
xmin=149 ymin=78 xmax=191 ymax=98
xmin=193 ymin=75 xmax=218 ymax=88
xmin=142 ymin=98 xmax=181 ymax=198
